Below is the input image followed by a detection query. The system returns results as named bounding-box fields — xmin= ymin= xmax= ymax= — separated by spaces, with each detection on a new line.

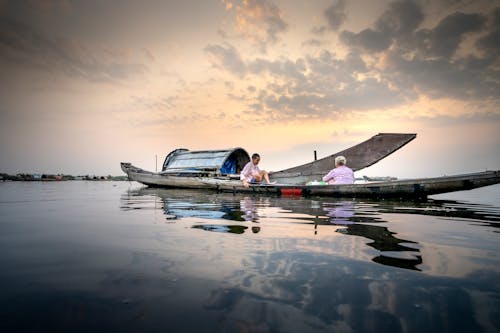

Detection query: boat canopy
xmin=161 ymin=148 xmax=250 ymax=175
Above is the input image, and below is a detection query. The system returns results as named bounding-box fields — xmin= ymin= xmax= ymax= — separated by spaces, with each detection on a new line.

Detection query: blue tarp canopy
xmin=161 ymin=148 xmax=250 ymax=175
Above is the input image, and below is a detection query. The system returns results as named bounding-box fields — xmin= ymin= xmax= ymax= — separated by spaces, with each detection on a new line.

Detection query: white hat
xmin=335 ymin=156 xmax=347 ymax=165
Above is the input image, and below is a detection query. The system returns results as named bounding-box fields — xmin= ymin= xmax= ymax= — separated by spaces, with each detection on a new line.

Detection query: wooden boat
xmin=121 ymin=133 xmax=500 ymax=199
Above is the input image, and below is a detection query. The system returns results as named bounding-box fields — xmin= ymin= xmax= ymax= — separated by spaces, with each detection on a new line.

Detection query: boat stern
xmin=120 ymin=162 xmax=132 ymax=174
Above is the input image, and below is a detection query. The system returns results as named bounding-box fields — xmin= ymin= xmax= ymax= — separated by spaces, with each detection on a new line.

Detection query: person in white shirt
xmin=240 ymin=153 xmax=273 ymax=188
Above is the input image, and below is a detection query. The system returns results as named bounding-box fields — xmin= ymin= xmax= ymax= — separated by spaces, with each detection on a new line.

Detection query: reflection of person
xmin=324 ymin=201 xmax=355 ymax=225
xmin=322 ymin=156 xmax=354 ymax=185
xmin=240 ymin=153 xmax=273 ymax=188
xmin=240 ymin=196 xmax=258 ymax=222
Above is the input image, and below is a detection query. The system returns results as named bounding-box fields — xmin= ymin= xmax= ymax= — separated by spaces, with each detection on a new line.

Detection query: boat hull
xmin=121 ymin=163 xmax=500 ymax=199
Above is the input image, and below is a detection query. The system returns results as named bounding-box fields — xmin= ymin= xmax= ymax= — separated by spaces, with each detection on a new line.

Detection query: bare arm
xmin=323 ymin=169 xmax=335 ymax=182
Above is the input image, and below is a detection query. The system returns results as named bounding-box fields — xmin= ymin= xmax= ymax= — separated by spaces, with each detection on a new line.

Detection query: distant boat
xmin=362 ymin=175 xmax=398 ymax=181
xmin=121 ymin=133 xmax=500 ymax=199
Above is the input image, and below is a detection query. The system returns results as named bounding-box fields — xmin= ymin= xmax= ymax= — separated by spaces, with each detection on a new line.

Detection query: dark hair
xmin=252 ymin=153 xmax=260 ymax=160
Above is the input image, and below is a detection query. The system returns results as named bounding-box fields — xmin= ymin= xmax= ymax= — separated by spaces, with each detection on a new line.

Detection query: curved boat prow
xmin=270 ymin=133 xmax=417 ymax=184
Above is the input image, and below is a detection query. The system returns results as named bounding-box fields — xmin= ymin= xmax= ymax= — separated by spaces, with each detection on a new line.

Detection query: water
xmin=0 ymin=181 xmax=499 ymax=333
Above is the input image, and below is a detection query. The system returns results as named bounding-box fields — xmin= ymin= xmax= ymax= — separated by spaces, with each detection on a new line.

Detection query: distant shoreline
xmin=0 ymin=173 xmax=128 ymax=182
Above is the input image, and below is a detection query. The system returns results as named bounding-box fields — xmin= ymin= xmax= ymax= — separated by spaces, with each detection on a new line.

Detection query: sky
xmin=0 ymin=0 xmax=499 ymax=178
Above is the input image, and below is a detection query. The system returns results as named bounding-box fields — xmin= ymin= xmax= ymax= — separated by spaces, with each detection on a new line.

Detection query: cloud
xmin=340 ymin=0 xmax=424 ymax=53
xmin=337 ymin=1 xmax=499 ymax=101
xmin=301 ymin=39 xmax=324 ymax=48
xmin=223 ymin=0 xmax=288 ymax=52
xmin=413 ymin=111 xmax=500 ymax=128
xmin=249 ymin=77 xmax=405 ymax=121
xmin=340 ymin=29 xmax=392 ymax=53
xmin=382 ymin=51 xmax=499 ymax=99
xmin=142 ymin=48 xmax=155 ymax=62
xmin=312 ymin=1 xmax=347 ymax=36
xmin=207 ymin=2 xmax=499 ymax=121
xmin=203 ymin=1 xmax=500 ymax=124
xmin=339 ymin=2 xmax=486 ymax=57
xmin=415 ymin=12 xmax=485 ymax=58
xmin=382 ymin=8 xmax=496 ymax=100
xmin=247 ymin=57 xmax=307 ymax=80
xmin=205 ymin=45 xmax=405 ymax=121
xmin=324 ymin=0 xmax=347 ymax=31
xmin=339 ymin=1 xmax=489 ymax=60
xmin=0 ymin=17 xmax=147 ymax=82
xmin=131 ymin=95 xmax=178 ymax=112
xmin=375 ymin=0 xmax=423 ymax=37
xmin=204 ymin=43 xmax=247 ymax=77
xmin=476 ymin=7 xmax=500 ymax=58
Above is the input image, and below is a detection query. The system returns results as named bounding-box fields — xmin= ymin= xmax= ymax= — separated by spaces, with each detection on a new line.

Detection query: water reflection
xmin=121 ymin=187 xmax=500 ymax=273
xmin=121 ymin=187 xmax=500 ymax=224
xmin=240 ymin=196 xmax=258 ymax=222
xmin=192 ymin=224 xmax=250 ymax=234
xmin=323 ymin=201 xmax=355 ymax=224
xmin=2 ymin=182 xmax=499 ymax=333
xmin=338 ymin=224 xmax=422 ymax=270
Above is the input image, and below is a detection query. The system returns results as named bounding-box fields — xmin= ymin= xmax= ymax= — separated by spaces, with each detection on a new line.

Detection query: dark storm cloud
xmin=0 ymin=17 xmax=147 ymax=82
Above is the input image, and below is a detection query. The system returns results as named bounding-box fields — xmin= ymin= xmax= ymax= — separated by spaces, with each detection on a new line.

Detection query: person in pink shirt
xmin=322 ymin=156 xmax=355 ymax=185
xmin=240 ymin=153 xmax=273 ymax=188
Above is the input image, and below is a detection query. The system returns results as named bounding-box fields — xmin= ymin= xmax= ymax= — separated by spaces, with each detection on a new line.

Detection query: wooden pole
xmin=314 ymin=150 xmax=317 ymax=161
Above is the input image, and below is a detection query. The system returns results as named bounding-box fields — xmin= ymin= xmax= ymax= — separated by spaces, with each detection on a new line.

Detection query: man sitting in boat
xmin=240 ymin=153 xmax=273 ymax=187
xmin=322 ymin=156 xmax=355 ymax=185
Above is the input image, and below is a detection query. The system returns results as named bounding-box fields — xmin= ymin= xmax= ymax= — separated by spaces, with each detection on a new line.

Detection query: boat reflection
xmin=192 ymin=224 xmax=249 ymax=234
xmin=323 ymin=201 xmax=355 ymax=225
xmin=338 ymin=223 xmax=422 ymax=270
xmin=121 ymin=187 xmax=498 ymax=272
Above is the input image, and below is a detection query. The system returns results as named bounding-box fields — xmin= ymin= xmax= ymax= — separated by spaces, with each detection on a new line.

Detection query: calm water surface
xmin=0 ymin=181 xmax=499 ymax=333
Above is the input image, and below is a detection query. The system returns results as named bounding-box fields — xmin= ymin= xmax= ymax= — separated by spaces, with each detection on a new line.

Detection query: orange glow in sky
xmin=0 ymin=0 xmax=498 ymax=177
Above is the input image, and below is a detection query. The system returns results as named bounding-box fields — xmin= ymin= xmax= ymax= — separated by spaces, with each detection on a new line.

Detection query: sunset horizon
xmin=1 ymin=0 xmax=499 ymax=178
